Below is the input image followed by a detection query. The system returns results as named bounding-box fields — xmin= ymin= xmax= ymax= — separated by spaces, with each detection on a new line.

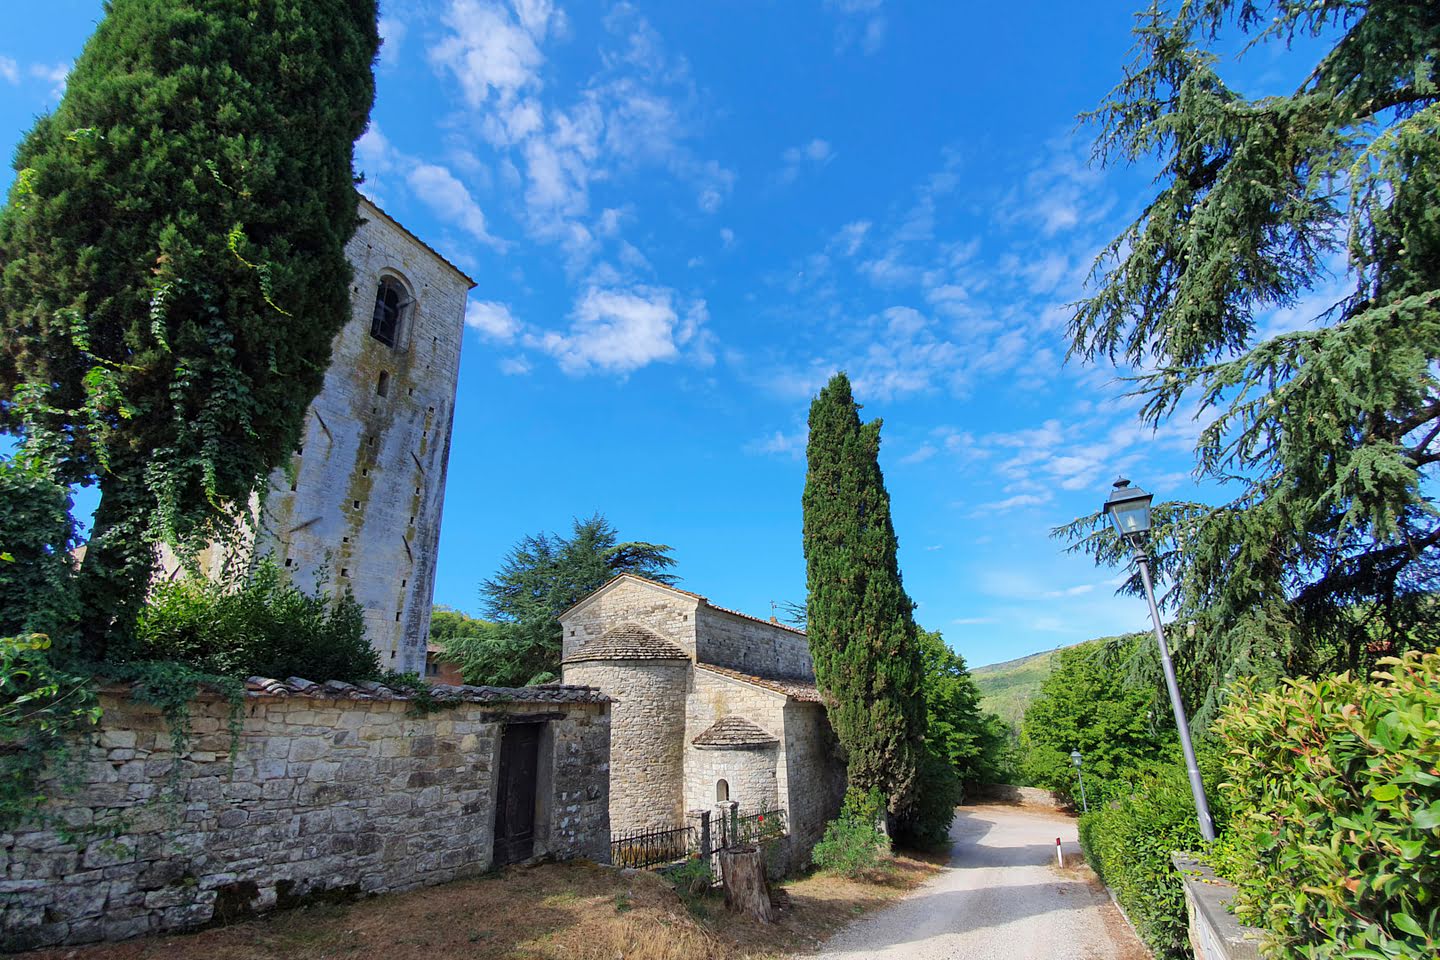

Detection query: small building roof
xmin=695 ymin=663 xmax=823 ymax=703
xmin=563 ymin=622 xmax=690 ymax=663
xmin=558 ymin=573 xmax=807 ymax=637
xmin=692 ymin=715 xmax=780 ymax=749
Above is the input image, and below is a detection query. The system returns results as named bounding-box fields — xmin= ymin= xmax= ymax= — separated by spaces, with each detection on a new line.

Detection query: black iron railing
xmin=610 ymin=824 xmax=696 ymax=869
xmin=717 ymin=808 xmax=787 ymax=850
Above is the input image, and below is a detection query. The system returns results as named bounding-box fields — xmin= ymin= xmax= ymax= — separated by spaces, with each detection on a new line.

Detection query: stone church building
xmin=560 ymin=574 xmax=847 ymax=866
xmin=161 ymin=196 xmax=473 ymax=676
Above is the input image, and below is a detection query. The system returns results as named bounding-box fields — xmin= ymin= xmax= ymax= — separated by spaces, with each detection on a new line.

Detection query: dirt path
xmin=810 ymin=804 xmax=1151 ymax=960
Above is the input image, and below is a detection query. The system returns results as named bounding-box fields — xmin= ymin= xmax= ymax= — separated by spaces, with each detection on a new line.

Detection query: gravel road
xmin=810 ymin=804 xmax=1151 ymax=960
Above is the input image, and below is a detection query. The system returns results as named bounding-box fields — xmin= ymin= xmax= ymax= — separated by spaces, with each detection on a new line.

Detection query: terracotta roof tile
xmin=101 ymin=677 xmax=610 ymax=705
xmin=562 ymin=622 xmax=691 ymax=663
xmin=695 ymin=663 xmax=823 ymax=702
xmin=692 ymin=715 xmax=780 ymax=748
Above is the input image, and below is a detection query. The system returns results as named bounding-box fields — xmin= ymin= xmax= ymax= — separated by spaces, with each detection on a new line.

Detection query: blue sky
xmin=1 ymin=2 xmax=1330 ymax=668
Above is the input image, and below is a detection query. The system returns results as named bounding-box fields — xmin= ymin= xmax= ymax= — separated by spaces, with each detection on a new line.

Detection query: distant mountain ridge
xmin=972 ymin=645 xmax=1072 ymax=730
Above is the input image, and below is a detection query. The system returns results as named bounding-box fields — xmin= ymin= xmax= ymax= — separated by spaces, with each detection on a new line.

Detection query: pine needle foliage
xmin=1056 ymin=0 xmax=1440 ymax=718
xmin=0 ymin=0 xmax=381 ymax=656
xmin=802 ymin=372 xmax=927 ymax=817
xmin=470 ymin=513 xmax=678 ymax=686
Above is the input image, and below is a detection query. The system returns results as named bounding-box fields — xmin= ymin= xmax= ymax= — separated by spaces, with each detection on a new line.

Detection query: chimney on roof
xmin=770 ymin=616 xmax=778 ymax=624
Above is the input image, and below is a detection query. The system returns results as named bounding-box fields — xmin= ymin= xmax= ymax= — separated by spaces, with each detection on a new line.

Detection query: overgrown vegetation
xmin=0 ymin=0 xmax=381 ymax=655
xmin=120 ymin=557 xmax=380 ymax=683
xmin=452 ymin=514 xmax=677 ymax=686
xmin=1214 ymin=650 xmax=1440 ymax=960
xmin=0 ymin=634 xmax=100 ymax=831
xmin=811 ymin=787 xmax=888 ymax=879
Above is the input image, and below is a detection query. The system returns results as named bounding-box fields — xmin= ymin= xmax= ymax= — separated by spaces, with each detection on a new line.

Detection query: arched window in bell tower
xmin=370 ymin=276 xmax=411 ymax=347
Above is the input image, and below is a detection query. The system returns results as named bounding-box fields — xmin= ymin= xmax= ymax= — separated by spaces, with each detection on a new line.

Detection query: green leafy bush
xmin=812 ymin=787 xmax=888 ymax=877
xmin=122 ymin=558 xmax=379 ymax=682
xmin=0 ymin=458 xmax=80 ymax=644
xmin=0 ymin=634 xmax=99 ymax=830
xmin=1078 ymin=764 xmax=1218 ymax=960
xmin=1214 ymin=650 xmax=1440 ymax=960
xmin=895 ymin=748 xmax=962 ymax=851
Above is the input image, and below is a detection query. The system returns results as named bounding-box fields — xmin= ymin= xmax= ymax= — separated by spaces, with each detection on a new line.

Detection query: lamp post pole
xmin=1132 ymin=541 xmax=1215 ymax=841
xmin=1104 ymin=479 xmax=1216 ymax=843
xmin=1070 ymin=750 xmax=1088 ymax=814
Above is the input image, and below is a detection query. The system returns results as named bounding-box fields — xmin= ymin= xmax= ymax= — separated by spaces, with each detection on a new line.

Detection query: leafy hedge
xmin=1214 ymin=650 xmax=1440 ymax=960
xmin=121 ymin=558 xmax=379 ymax=682
xmin=1077 ymin=763 xmax=1220 ymax=960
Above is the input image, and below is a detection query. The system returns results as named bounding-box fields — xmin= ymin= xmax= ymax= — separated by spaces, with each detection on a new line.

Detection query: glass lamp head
xmin=1070 ymin=750 xmax=1083 ymax=767
xmin=1104 ymin=479 xmax=1153 ymax=538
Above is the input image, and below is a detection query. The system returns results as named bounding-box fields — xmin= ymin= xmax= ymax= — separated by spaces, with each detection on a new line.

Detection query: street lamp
xmin=1104 ymin=479 xmax=1216 ymax=842
xmin=1070 ymin=749 xmax=1088 ymax=814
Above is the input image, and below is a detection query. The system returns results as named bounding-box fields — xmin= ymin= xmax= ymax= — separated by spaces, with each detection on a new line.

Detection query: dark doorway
xmin=494 ymin=723 xmax=541 ymax=865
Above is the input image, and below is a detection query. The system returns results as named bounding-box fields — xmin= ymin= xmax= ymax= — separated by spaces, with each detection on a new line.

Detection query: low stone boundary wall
xmin=969 ymin=783 xmax=1062 ymax=808
xmin=0 ymin=678 xmax=611 ymax=950
xmin=1172 ymin=854 xmax=1264 ymax=960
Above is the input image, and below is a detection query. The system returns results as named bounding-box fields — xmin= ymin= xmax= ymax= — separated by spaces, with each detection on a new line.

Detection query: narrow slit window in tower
xmin=377 ymin=371 xmax=390 ymax=396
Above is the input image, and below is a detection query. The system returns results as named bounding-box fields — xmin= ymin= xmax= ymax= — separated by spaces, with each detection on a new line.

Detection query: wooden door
xmin=494 ymin=723 xmax=541 ymax=865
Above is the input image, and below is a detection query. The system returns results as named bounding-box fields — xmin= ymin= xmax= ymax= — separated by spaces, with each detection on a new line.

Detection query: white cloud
xmin=826 ymin=0 xmax=887 ymax=55
xmin=832 ymin=220 xmax=871 ymax=257
xmin=500 ymin=356 xmax=533 ymax=375
xmin=951 ymin=616 xmax=997 ymax=625
xmin=378 ymin=15 xmax=407 ymax=69
xmin=465 ymin=299 xmax=520 ymax=341
xmin=536 ymin=285 xmax=709 ymax=375
xmin=720 ymin=227 xmax=736 ymax=249
xmin=0 ymin=57 xmax=18 ymax=84
xmin=29 ymin=62 xmax=68 ymax=99
xmin=746 ymin=428 xmax=807 ymax=459
xmin=429 ymin=0 xmax=549 ymax=112
xmin=900 ymin=444 xmax=938 ymax=465
xmin=777 ymin=138 xmax=835 ymax=186
xmin=406 ymin=163 xmax=505 ymax=250
xmin=971 ymin=492 xmax=1052 ymax=515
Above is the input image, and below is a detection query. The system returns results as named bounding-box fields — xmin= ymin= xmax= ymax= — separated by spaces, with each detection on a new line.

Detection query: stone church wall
xmin=683 ymin=668 xmax=786 ymax=817
xmin=560 ymin=659 xmax=688 ymax=834
xmin=0 ymin=686 xmax=609 ymax=951
xmin=693 ymin=606 xmax=813 ymax=680
xmin=560 ymin=579 xmax=699 ymax=661
xmin=780 ymin=700 xmax=847 ymax=864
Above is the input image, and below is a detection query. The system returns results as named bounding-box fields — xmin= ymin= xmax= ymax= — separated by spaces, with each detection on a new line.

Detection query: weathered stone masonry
xmin=0 ymin=679 xmax=610 ymax=950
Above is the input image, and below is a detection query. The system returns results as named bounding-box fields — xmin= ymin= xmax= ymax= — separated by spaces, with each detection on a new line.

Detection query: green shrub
xmin=894 ymin=748 xmax=962 ymax=851
xmin=122 ymin=558 xmax=379 ymax=682
xmin=1214 ymin=650 xmax=1440 ymax=960
xmin=0 ymin=634 xmax=100 ymax=830
xmin=1078 ymin=765 xmax=1215 ymax=960
xmin=812 ymin=787 xmax=888 ymax=878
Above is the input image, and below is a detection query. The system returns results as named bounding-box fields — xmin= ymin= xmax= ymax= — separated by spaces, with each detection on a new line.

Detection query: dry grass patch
xmin=18 ymin=854 xmax=942 ymax=960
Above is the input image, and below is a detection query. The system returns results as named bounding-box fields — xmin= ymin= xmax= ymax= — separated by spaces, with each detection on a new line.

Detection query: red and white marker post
xmin=1055 ymin=837 xmax=1064 ymax=868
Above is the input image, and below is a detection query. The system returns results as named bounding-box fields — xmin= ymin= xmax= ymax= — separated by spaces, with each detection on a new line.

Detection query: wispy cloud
xmin=776 ymin=138 xmax=835 ymax=186
xmin=0 ymin=56 xmax=18 ymax=85
xmin=745 ymin=428 xmax=808 ymax=459
xmin=826 ymin=0 xmax=887 ymax=55
xmin=465 ymin=299 xmax=521 ymax=342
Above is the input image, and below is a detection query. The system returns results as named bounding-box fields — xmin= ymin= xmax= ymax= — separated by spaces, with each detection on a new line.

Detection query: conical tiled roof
xmin=563 ymin=622 xmax=690 ymax=663
xmin=691 ymin=715 xmax=780 ymax=748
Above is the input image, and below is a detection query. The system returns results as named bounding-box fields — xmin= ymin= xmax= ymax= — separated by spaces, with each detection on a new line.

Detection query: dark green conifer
xmin=0 ymin=0 xmax=381 ymax=656
xmin=802 ymin=372 xmax=927 ymax=817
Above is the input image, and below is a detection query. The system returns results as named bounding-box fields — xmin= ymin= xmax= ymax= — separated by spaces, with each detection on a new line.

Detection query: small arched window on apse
xmin=716 ymin=779 xmax=729 ymax=802
xmin=370 ymin=276 xmax=411 ymax=348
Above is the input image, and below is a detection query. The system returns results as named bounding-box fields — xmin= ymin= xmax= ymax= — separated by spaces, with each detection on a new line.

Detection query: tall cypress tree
xmin=0 ymin=0 xmax=380 ymax=656
xmin=802 ymin=372 xmax=927 ymax=817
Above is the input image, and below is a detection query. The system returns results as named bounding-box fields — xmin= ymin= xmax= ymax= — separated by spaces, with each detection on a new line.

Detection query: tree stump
xmin=719 ymin=846 xmax=773 ymax=922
